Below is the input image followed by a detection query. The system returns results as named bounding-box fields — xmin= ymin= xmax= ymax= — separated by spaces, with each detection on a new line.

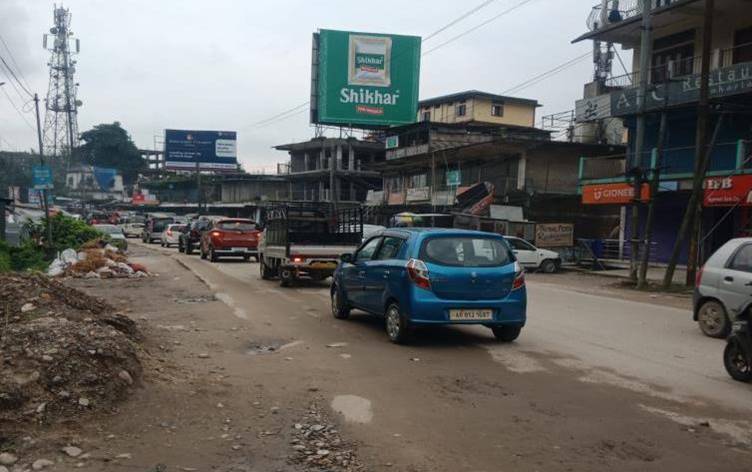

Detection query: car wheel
xmin=385 ymin=302 xmax=410 ymax=344
xmin=492 ymin=326 xmax=522 ymax=342
xmin=279 ymin=269 xmax=294 ymax=287
xmin=697 ymin=300 xmax=730 ymax=338
xmin=540 ymin=259 xmax=557 ymax=274
xmin=200 ymin=246 xmax=207 ymax=260
xmin=185 ymin=243 xmax=193 ymax=255
xmin=178 ymin=242 xmax=184 ymax=252
xmin=331 ymin=285 xmax=350 ymax=320
xmin=724 ymin=338 xmax=752 ymax=382
xmin=209 ymin=247 xmax=218 ymax=262
xmin=260 ymin=258 xmax=274 ymax=280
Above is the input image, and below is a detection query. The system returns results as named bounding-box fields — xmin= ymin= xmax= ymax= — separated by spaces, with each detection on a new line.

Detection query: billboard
xmin=704 ymin=175 xmax=752 ymax=207
xmin=582 ymin=182 xmax=650 ymax=205
xmin=311 ymin=29 xmax=421 ymax=127
xmin=164 ymin=129 xmax=238 ymax=171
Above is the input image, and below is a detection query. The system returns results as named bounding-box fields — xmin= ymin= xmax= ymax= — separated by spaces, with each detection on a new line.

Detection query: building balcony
xmin=577 ymin=0 xmax=701 ymax=45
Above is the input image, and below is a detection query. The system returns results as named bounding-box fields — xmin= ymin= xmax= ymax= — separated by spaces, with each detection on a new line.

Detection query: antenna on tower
xmin=42 ymin=4 xmax=81 ymax=163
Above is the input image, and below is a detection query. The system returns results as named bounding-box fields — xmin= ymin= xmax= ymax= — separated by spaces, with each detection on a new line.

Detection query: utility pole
xmin=629 ymin=0 xmax=654 ymax=282
xmin=34 ymin=93 xmax=53 ymax=248
xmin=196 ymin=155 xmax=203 ymax=215
xmin=663 ymin=0 xmax=715 ymax=288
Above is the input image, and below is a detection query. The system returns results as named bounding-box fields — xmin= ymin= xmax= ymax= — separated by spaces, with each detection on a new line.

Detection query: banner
xmin=582 ymin=182 xmax=650 ymax=205
xmin=704 ymin=175 xmax=752 ymax=207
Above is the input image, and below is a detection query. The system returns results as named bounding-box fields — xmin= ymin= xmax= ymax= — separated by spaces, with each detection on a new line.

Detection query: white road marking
xmin=279 ymin=340 xmax=304 ymax=351
xmin=215 ymin=292 xmax=249 ymax=320
xmin=639 ymin=404 xmax=752 ymax=446
xmin=482 ymin=346 xmax=547 ymax=373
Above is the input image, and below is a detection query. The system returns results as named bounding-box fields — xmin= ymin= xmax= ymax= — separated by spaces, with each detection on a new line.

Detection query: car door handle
xmin=724 ymin=276 xmax=734 ymax=282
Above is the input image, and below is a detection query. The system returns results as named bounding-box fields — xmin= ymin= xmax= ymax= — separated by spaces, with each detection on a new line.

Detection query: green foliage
xmin=24 ymin=214 xmax=103 ymax=254
xmin=78 ymin=122 xmax=145 ymax=185
xmin=0 ymin=240 xmax=48 ymax=273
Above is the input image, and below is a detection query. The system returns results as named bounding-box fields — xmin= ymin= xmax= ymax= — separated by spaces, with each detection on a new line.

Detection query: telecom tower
xmin=42 ymin=4 xmax=81 ymax=158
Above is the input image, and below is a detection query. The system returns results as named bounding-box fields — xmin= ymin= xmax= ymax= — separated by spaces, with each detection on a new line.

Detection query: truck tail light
xmin=406 ymin=258 xmax=431 ymax=290
xmin=166 ymin=229 xmax=172 ymax=236
xmin=512 ymin=261 xmax=525 ymax=290
xmin=292 ymin=256 xmax=305 ymax=263
xmin=695 ymin=265 xmax=704 ymax=287
xmin=211 ymin=231 xmax=221 ymax=238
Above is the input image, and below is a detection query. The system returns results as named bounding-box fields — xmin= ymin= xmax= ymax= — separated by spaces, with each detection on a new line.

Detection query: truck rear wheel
xmin=260 ymin=257 xmax=275 ymax=280
xmin=280 ymin=268 xmax=295 ymax=287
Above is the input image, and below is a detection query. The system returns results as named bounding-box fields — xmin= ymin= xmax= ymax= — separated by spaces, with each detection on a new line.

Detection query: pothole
xmin=246 ymin=338 xmax=286 ymax=355
xmin=173 ymin=295 xmax=217 ymax=304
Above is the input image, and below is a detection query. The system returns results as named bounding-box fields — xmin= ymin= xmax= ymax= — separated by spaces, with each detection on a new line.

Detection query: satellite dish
xmin=75 ymin=100 xmax=83 ymax=107
xmin=50 ymin=27 xmax=57 ymax=34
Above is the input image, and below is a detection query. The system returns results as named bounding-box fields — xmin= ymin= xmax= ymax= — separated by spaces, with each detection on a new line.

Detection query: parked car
xmin=200 ymin=218 xmax=260 ymax=262
xmin=331 ymin=228 xmax=526 ymax=344
xmin=179 ymin=218 xmax=213 ymax=254
xmin=122 ymin=222 xmax=145 ymax=238
xmin=694 ymin=238 xmax=752 ymax=338
xmin=362 ymin=224 xmax=386 ymax=242
xmin=141 ymin=215 xmax=175 ymax=243
xmin=94 ymin=224 xmax=128 ymax=252
xmin=504 ymin=236 xmax=561 ymax=273
xmin=161 ymin=223 xmax=187 ymax=248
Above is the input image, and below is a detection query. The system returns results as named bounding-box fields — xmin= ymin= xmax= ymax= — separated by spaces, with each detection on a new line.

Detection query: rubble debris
xmin=0 ymin=273 xmax=142 ymax=436
xmin=47 ymin=246 xmax=150 ymax=279
xmin=288 ymin=403 xmax=364 ymax=471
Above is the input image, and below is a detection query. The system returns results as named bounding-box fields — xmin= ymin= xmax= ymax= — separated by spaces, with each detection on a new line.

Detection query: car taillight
xmin=512 ymin=261 xmax=525 ymax=290
xmin=292 ymin=256 xmax=305 ymax=263
xmin=695 ymin=265 xmax=704 ymax=287
xmin=406 ymin=258 xmax=431 ymax=290
xmin=167 ymin=229 xmax=172 ymax=236
xmin=211 ymin=231 xmax=221 ymax=237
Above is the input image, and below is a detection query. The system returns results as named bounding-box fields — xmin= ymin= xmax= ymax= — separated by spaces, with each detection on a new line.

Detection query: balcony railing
xmin=587 ymin=0 xmax=682 ymax=31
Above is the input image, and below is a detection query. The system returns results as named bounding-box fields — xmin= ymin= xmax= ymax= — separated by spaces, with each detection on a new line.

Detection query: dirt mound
xmin=0 ymin=273 xmax=142 ymax=430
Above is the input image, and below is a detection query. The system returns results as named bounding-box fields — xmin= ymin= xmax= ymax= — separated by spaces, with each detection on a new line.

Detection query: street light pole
xmin=33 ymin=93 xmax=53 ymax=247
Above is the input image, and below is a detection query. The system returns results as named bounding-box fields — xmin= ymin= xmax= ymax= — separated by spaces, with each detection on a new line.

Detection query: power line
xmin=423 ymin=0 xmax=499 ymax=42
xmin=502 ymin=51 xmax=591 ymax=95
xmin=0 ymin=33 xmax=32 ymax=92
xmin=0 ymin=85 xmax=36 ymax=132
xmin=0 ymin=54 xmax=33 ymax=98
xmin=255 ymin=102 xmax=310 ymax=126
xmin=422 ymin=0 xmax=538 ymax=55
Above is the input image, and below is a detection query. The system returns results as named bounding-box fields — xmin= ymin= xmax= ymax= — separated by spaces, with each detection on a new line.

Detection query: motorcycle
xmin=724 ymin=316 xmax=752 ymax=383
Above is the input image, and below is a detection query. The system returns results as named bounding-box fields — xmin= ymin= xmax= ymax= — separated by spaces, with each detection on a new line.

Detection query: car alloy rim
xmin=386 ymin=307 xmax=400 ymax=339
xmin=700 ymin=304 xmax=722 ymax=334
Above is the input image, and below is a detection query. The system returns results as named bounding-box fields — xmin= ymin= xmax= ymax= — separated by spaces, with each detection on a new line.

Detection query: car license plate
xmin=449 ymin=309 xmax=493 ymax=321
xmin=231 ymin=247 xmax=247 ymax=253
xmin=310 ymin=262 xmax=336 ymax=269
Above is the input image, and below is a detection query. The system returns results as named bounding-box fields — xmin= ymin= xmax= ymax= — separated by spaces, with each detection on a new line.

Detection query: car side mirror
xmin=340 ymin=253 xmax=353 ymax=263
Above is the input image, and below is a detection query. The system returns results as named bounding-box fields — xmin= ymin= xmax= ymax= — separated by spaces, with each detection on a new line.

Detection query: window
xmin=216 ymin=220 xmax=257 ymax=231
xmin=651 ymin=29 xmax=695 ymax=83
xmin=421 ymin=237 xmax=511 ymax=267
xmin=407 ymin=173 xmax=427 ymax=188
xmin=491 ymin=102 xmax=504 ymax=117
xmin=456 ymin=102 xmax=467 ymax=117
xmin=356 ymin=237 xmax=382 ymax=262
xmin=421 ymin=110 xmax=431 ymax=122
xmin=729 ymin=244 xmax=752 ymax=272
xmin=508 ymin=238 xmax=535 ymax=251
xmin=374 ymin=237 xmax=404 ymax=261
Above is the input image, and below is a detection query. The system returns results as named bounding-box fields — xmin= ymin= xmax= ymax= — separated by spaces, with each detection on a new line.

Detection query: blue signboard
xmin=446 ymin=170 xmax=461 ymax=187
xmin=164 ymin=129 xmax=238 ymax=171
xmin=32 ymin=165 xmax=53 ymax=190
xmin=93 ymin=167 xmax=118 ymax=191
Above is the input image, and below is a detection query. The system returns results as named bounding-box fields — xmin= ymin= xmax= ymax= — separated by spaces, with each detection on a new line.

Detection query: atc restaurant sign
xmin=704 ymin=175 xmax=752 ymax=207
xmin=582 ymin=182 xmax=650 ymax=205
xmin=611 ymin=61 xmax=752 ymax=116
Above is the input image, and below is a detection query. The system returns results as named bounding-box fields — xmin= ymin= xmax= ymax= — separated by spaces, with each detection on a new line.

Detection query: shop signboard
xmin=312 ymin=29 xmax=421 ymax=127
xmin=32 ymin=165 xmax=53 ymax=190
xmin=535 ymin=223 xmax=574 ymax=248
xmin=582 ymin=182 xmax=650 ymax=205
xmin=406 ymin=186 xmax=430 ymax=202
xmin=446 ymin=170 xmax=461 ymax=187
xmin=164 ymin=129 xmax=238 ymax=171
xmin=703 ymin=174 xmax=752 ymax=207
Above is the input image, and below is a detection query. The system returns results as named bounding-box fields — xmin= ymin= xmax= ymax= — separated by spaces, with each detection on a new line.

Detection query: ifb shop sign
xmin=312 ymin=29 xmax=421 ymax=127
xmin=704 ymin=175 xmax=752 ymax=207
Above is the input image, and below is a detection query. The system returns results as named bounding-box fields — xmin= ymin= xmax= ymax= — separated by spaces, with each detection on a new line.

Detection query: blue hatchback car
xmin=331 ymin=228 xmax=527 ymax=344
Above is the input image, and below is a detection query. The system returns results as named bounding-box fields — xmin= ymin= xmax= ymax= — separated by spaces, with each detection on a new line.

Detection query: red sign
xmin=704 ymin=175 xmax=752 ymax=207
xmin=582 ymin=182 xmax=650 ymax=205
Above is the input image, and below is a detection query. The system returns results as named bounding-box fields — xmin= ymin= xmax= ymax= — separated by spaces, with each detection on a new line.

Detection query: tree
xmin=78 ymin=122 xmax=145 ymax=185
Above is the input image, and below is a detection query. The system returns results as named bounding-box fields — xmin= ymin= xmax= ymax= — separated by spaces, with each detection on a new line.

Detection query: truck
xmin=258 ymin=204 xmax=363 ymax=287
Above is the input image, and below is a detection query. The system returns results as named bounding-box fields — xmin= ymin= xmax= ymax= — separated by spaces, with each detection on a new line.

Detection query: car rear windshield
xmin=421 ymin=237 xmax=511 ymax=267
xmin=153 ymin=218 xmax=173 ymax=232
xmin=217 ymin=221 xmax=257 ymax=231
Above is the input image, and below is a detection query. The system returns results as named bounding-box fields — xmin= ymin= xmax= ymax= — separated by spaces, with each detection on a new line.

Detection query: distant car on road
xmin=331 ymin=228 xmax=526 ymax=344
xmin=122 ymin=222 xmax=145 ymax=238
xmin=694 ymin=238 xmax=752 ymax=338
xmin=504 ymin=236 xmax=561 ymax=273
xmin=161 ymin=223 xmax=187 ymax=248
xmin=94 ymin=224 xmax=128 ymax=252
xmin=142 ymin=215 xmax=175 ymax=243
xmin=200 ymin=218 xmax=260 ymax=262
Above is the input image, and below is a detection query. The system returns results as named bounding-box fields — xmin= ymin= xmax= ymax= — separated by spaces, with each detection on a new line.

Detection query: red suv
xmin=200 ymin=218 xmax=260 ymax=262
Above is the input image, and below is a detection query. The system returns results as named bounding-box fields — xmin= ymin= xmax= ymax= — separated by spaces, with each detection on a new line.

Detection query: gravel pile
xmin=289 ymin=404 xmax=364 ymax=471
xmin=0 ymin=273 xmax=142 ymax=430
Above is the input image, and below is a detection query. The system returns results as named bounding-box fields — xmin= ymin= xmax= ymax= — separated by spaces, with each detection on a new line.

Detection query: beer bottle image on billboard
xmin=348 ymin=35 xmax=392 ymax=87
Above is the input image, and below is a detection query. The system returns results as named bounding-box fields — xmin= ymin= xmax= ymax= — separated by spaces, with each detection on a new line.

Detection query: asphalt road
xmin=137 ymin=242 xmax=752 ymax=471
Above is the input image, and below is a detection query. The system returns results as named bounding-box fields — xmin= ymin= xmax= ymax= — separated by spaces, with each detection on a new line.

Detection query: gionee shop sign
xmin=582 ymin=182 xmax=650 ymax=205
xmin=311 ymin=29 xmax=421 ymax=127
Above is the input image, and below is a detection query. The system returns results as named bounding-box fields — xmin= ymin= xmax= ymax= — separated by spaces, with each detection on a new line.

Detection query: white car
xmin=160 ymin=223 xmax=187 ymax=248
xmin=504 ymin=236 xmax=561 ymax=273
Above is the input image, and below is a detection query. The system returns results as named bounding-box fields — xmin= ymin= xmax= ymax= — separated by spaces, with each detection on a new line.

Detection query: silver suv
xmin=694 ymin=238 xmax=752 ymax=338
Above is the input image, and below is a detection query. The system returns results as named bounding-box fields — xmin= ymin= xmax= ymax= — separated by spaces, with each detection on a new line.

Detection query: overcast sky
xmin=0 ymin=0 xmax=629 ymax=172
